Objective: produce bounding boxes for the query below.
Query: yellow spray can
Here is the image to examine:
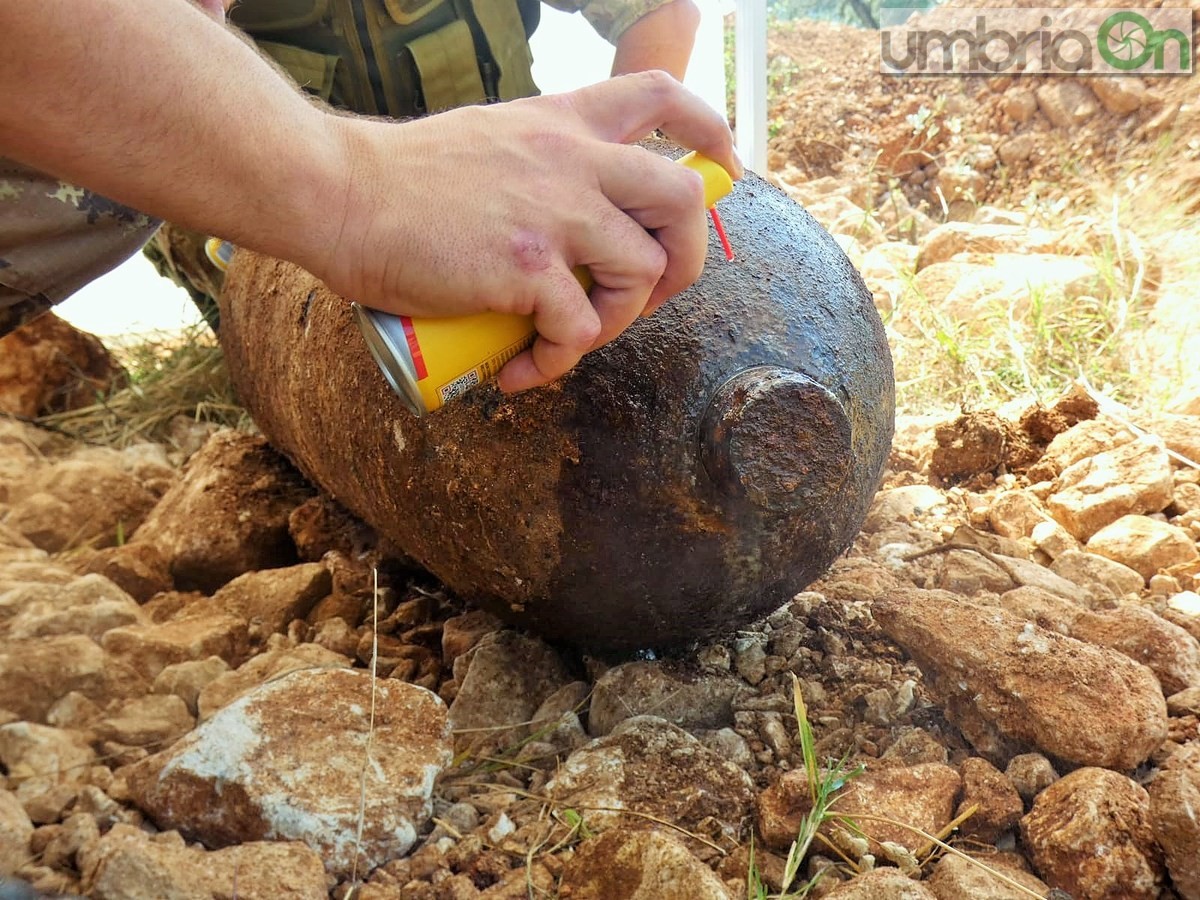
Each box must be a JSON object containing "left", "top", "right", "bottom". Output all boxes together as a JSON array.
[{"left": 354, "top": 151, "right": 734, "bottom": 416}]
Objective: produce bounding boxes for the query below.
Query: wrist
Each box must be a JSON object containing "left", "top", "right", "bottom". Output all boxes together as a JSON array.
[{"left": 243, "top": 106, "right": 358, "bottom": 282}]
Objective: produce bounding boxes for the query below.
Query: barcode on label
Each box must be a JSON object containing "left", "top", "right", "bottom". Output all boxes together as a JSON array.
[{"left": 439, "top": 370, "right": 481, "bottom": 403}]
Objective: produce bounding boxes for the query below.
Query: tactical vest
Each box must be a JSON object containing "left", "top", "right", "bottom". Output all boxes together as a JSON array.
[{"left": 230, "top": 0, "right": 542, "bottom": 117}]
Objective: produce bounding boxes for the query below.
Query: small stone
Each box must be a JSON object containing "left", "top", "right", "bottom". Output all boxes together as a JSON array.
[
  {"left": 1030, "top": 519, "right": 1077, "bottom": 560},
  {"left": 698, "top": 728, "right": 755, "bottom": 770},
  {"left": 1151, "top": 574, "right": 1182, "bottom": 596},
  {"left": 1148, "top": 741, "right": 1200, "bottom": 899},
  {"left": 45, "top": 692, "right": 103, "bottom": 730},
  {"left": 560, "top": 829, "right": 732, "bottom": 900},
  {"left": 1021, "top": 768, "right": 1164, "bottom": 899},
  {"left": 196, "top": 642, "right": 350, "bottom": 721},
  {"left": 79, "top": 543, "right": 172, "bottom": 604},
  {"left": 78, "top": 823, "right": 328, "bottom": 899},
  {"left": 546, "top": 717, "right": 753, "bottom": 842},
  {"left": 101, "top": 610, "right": 250, "bottom": 680},
  {"left": 0, "top": 575, "right": 145, "bottom": 643},
  {"left": 1035, "top": 82, "right": 1099, "bottom": 129},
  {"left": 1087, "top": 514, "right": 1198, "bottom": 582},
  {"left": 40, "top": 811, "right": 99, "bottom": 871},
  {"left": 758, "top": 762, "right": 960, "bottom": 856},
  {"left": 310, "top": 617, "right": 360, "bottom": 658},
  {"left": 133, "top": 431, "right": 314, "bottom": 593},
  {"left": 988, "top": 491, "right": 1051, "bottom": 540},
  {"left": 997, "top": 134, "right": 1036, "bottom": 167},
  {"left": 440, "top": 610, "right": 502, "bottom": 666},
  {"left": 1170, "top": 481, "right": 1200, "bottom": 516},
  {"left": 0, "top": 635, "right": 146, "bottom": 723},
  {"left": 823, "top": 868, "right": 936, "bottom": 899},
  {"left": 95, "top": 694, "right": 194, "bottom": 747},
  {"left": 0, "top": 312, "right": 123, "bottom": 419},
  {"left": 441, "top": 802, "right": 479, "bottom": 836},
  {"left": 151, "top": 657, "right": 231, "bottom": 716},
  {"left": 211, "top": 563, "right": 332, "bottom": 638},
  {"left": 696, "top": 643, "right": 732, "bottom": 672},
  {"left": 127, "top": 668, "right": 451, "bottom": 878},
  {"left": 73, "top": 785, "right": 128, "bottom": 831},
  {"left": 448, "top": 631, "right": 572, "bottom": 755},
  {"left": 956, "top": 757, "right": 1022, "bottom": 843},
  {"left": 881, "top": 729, "right": 949, "bottom": 766},
  {"left": 927, "top": 853, "right": 1050, "bottom": 900},
  {"left": 1090, "top": 76, "right": 1146, "bottom": 115},
  {"left": 1047, "top": 437, "right": 1174, "bottom": 540},
  {"left": 936, "top": 160, "right": 988, "bottom": 204},
  {"left": 1167, "top": 686, "right": 1200, "bottom": 716},
  {"left": 1041, "top": 419, "right": 1132, "bottom": 470},
  {"left": 0, "top": 523, "right": 43, "bottom": 567},
  {"left": 0, "top": 788, "right": 34, "bottom": 876},
  {"left": 588, "top": 660, "right": 741, "bottom": 737},
  {"left": 21, "top": 782, "right": 76, "bottom": 825},
  {"left": 286, "top": 494, "right": 375, "bottom": 562},
  {"left": 863, "top": 485, "right": 947, "bottom": 533},
  {"left": 759, "top": 714, "right": 793, "bottom": 759},
  {"left": 734, "top": 639, "right": 768, "bottom": 685},
  {"left": 5, "top": 460, "right": 157, "bottom": 554},
  {"left": 1004, "top": 754, "right": 1058, "bottom": 806},
  {"left": 1049, "top": 549, "right": 1145, "bottom": 600},
  {"left": 0, "top": 722, "right": 94, "bottom": 814},
  {"left": 1001, "top": 90, "right": 1038, "bottom": 123},
  {"left": 531, "top": 680, "right": 590, "bottom": 743},
  {"left": 1170, "top": 591, "right": 1200, "bottom": 617},
  {"left": 873, "top": 589, "right": 1167, "bottom": 769}
]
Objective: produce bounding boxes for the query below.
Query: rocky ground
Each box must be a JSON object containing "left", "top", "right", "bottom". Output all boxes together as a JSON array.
[
  {"left": 1, "top": 14, "right": 1200, "bottom": 900},
  {"left": 0, "top": 384, "right": 1196, "bottom": 899},
  {"left": 764, "top": 13, "right": 1200, "bottom": 412}
]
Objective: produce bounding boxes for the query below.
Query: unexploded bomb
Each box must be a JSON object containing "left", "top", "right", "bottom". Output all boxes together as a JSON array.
[{"left": 216, "top": 153, "right": 895, "bottom": 651}]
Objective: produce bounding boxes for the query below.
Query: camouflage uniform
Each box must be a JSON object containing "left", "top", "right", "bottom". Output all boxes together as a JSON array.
[
  {"left": 0, "top": 159, "right": 160, "bottom": 338},
  {"left": 3, "top": 0, "right": 680, "bottom": 337}
]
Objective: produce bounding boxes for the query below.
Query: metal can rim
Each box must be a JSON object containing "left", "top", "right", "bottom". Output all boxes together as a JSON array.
[{"left": 352, "top": 303, "right": 427, "bottom": 417}]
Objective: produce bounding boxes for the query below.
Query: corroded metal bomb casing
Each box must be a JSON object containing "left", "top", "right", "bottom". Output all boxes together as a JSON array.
[{"left": 217, "top": 155, "right": 895, "bottom": 651}]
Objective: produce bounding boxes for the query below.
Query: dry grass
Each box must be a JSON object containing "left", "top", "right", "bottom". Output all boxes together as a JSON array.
[
  {"left": 880, "top": 153, "right": 1200, "bottom": 415},
  {"left": 790, "top": 105, "right": 1200, "bottom": 416},
  {"left": 34, "top": 324, "right": 250, "bottom": 447}
]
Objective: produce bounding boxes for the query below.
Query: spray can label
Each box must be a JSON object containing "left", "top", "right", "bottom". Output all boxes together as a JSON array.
[{"left": 354, "top": 305, "right": 539, "bottom": 416}]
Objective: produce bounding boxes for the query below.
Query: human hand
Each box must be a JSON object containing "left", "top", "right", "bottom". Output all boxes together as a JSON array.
[{"left": 310, "top": 70, "right": 740, "bottom": 393}]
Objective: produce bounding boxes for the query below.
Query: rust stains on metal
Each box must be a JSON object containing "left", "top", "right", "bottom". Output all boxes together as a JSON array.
[{"left": 217, "top": 151, "right": 894, "bottom": 652}]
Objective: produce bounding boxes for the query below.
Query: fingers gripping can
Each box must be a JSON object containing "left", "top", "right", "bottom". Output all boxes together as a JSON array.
[{"left": 354, "top": 151, "right": 735, "bottom": 417}]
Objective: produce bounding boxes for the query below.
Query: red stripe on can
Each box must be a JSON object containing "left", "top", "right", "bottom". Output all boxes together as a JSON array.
[{"left": 400, "top": 316, "right": 428, "bottom": 380}]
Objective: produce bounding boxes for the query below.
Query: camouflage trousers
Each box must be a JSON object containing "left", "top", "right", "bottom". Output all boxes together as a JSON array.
[
  {"left": 0, "top": 157, "right": 162, "bottom": 338},
  {"left": 142, "top": 223, "right": 225, "bottom": 331}
]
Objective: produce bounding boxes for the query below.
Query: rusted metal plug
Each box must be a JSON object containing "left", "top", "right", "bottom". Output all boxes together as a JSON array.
[{"left": 701, "top": 366, "right": 852, "bottom": 513}]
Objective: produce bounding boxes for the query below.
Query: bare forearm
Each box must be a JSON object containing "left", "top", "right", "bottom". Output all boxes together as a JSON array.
[
  {"left": 0, "top": 1, "right": 345, "bottom": 271},
  {"left": 611, "top": 0, "right": 701, "bottom": 79},
  {"left": 0, "top": 3, "right": 739, "bottom": 394}
]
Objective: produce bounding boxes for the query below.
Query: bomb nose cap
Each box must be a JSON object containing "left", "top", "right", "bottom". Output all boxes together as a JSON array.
[{"left": 701, "top": 366, "right": 853, "bottom": 513}]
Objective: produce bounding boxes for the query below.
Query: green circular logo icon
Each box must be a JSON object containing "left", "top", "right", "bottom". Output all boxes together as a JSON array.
[{"left": 1099, "top": 11, "right": 1155, "bottom": 70}]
